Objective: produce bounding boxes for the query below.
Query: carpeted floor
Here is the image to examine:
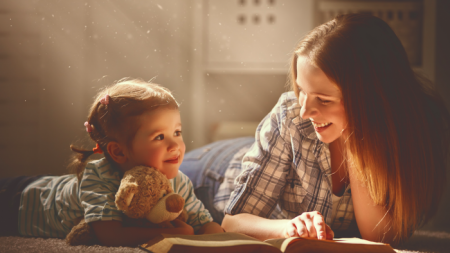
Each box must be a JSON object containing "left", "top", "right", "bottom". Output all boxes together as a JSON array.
[{"left": 0, "top": 230, "right": 449, "bottom": 252}]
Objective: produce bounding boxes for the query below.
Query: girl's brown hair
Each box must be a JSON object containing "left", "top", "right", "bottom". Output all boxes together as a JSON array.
[
  {"left": 291, "top": 13, "right": 450, "bottom": 243},
  {"left": 69, "top": 78, "right": 179, "bottom": 181}
]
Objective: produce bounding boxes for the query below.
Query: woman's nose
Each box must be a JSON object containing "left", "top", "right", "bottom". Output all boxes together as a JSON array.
[{"left": 299, "top": 96, "right": 318, "bottom": 119}]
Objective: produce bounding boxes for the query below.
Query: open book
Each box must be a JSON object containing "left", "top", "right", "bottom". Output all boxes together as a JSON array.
[{"left": 139, "top": 232, "right": 396, "bottom": 253}]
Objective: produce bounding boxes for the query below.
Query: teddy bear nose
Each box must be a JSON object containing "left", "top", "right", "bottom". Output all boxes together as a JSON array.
[{"left": 165, "top": 194, "right": 185, "bottom": 213}]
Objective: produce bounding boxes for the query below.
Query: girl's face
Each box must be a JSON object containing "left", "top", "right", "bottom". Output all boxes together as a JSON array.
[
  {"left": 296, "top": 56, "right": 347, "bottom": 144},
  {"left": 125, "top": 107, "right": 185, "bottom": 179}
]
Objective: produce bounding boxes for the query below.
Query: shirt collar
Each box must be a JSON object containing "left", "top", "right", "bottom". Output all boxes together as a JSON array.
[{"left": 284, "top": 92, "right": 318, "bottom": 140}]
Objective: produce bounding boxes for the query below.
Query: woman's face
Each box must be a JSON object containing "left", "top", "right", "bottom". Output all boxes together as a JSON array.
[{"left": 296, "top": 56, "right": 347, "bottom": 144}]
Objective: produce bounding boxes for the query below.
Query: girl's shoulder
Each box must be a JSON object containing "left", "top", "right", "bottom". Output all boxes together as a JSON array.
[
  {"left": 84, "top": 158, "right": 121, "bottom": 182},
  {"left": 169, "top": 171, "right": 192, "bottom": 193}
]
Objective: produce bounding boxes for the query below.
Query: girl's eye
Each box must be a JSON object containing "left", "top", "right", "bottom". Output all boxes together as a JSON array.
[
  {"left": 174, "top": 130, "right": 182, "bottom": 137},
  {"left": 155, "top": 134, "right": 164, "bottom": 140}
]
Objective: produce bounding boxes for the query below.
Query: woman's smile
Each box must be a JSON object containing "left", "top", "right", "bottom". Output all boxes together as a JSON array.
[{"left": 311, "top": 121, "right": 333, "bottom": 132}]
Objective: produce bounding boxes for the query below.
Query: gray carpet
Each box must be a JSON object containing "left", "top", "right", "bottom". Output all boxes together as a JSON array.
[{"left": 0, "top": 230, "right": 449, "bottom": 253}]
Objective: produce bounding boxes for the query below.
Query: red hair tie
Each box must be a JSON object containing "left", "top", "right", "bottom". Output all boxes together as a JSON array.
[{"left": 93, "top": 143, "right": 103, "bottom": 154}]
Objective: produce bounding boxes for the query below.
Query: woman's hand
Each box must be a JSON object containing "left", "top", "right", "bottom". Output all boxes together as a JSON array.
[
  {"left": 283, "top": 211, "right": 334, "bottom": 240},
  {"left": 172, "top": 219, "right": 194, "bottom": 235}
]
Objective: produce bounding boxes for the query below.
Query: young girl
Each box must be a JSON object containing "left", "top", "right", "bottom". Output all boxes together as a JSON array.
[
  {"left": 180, "top": 13, "right": 450, "bottom": 246},
  {"left": 0, "top": 79, "right": 223, "bottom": 246}
]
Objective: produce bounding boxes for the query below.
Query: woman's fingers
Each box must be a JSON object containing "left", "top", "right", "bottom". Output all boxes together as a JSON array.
[
  {"left": 312, "top": 212, "right": 326, "bottom": 240},
  {"left": 284, "top": 221, "right": 298, "bottom": 238},
  {"left": 292, "top": 218, "right": 309, "bottom": 237},
  {"left": 301, "top": 212, "right": 317, "bottom": 238},
  {"left": 325, "top": 224, "right": 334, "bottom": 240},
  {"left": 286, "top": 211, "right": 334, "bottom": 240}
]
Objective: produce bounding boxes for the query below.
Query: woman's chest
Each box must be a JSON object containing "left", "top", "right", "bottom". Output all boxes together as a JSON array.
[{"left": 328, "top": 142, "right": 349, "bottom": 196}]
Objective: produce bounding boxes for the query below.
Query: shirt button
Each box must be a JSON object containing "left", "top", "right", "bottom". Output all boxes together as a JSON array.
[
  {"left": 338, "top": 217, "right": 344, "bottom": 222},
  {"left": 347, "top": 189, "right": 351, "bottom": 194}
]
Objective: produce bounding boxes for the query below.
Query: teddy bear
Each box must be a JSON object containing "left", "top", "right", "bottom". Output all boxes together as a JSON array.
[
  {"left": 65, "top": 166, "right": 187, "bottom": 246},
  {"left": 115, "top": 166, "right": 187, "bottom": 227}
]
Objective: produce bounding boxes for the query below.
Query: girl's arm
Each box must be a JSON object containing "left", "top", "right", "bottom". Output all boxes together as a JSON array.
[
  {"left": 349, "top": 170, "right": 397, "bottom": 245},
  {"left": 196, "top": 221, "right": 224, "bottom": 234},
  {"left": 90, "top": 219, "right": 194, "bottom": 247}
]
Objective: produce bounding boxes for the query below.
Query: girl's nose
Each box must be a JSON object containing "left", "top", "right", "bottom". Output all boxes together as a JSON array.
[{"left": 167, "top": 138, "right": 179, "bottom": 151}]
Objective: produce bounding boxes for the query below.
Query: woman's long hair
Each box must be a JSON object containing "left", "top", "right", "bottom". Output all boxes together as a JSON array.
[{"left": 291, "top": 13, "right": 450, "bottom": 243}]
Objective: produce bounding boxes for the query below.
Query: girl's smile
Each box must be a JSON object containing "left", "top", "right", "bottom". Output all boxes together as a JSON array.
[{"left": 164, "top": 156, "right": 180, "bottom": 164}]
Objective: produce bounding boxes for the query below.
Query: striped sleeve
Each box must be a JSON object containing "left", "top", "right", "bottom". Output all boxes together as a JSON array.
[
  {"left": 79, "top": 160, "right": 123, "bottom": 223},
  {"left": 171, "top": 171, "right": 213, "bottom": 232}
]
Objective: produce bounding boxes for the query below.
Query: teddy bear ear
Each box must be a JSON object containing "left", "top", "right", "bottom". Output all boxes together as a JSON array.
[
  {"left": 115, "top": 185, "right": 138, "bottom": 211},
  {"left": 124, "top": 192, "right": 135, "bottom": 207}
]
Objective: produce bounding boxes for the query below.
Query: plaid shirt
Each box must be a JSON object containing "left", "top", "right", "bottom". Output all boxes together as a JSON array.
[{"left": 222, "top": 92, "right": 356, "bottom": 232}]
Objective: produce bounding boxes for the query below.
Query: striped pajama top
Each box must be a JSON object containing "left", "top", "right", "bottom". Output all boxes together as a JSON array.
[{"left": 18, "top": 158, "right": 212, "bottom": 238}]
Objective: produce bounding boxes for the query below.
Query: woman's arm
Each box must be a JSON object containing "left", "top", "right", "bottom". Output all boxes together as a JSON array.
[
  {"left": 90, "top": 219, "right": 194, "bottom": 247},
  {"left": 349, "top": 170, "right": 396, "bottom": 245},
  {"left": 222, "top": 213, "right": 287, "bottom": 241},
  {"left": 222, "top": 212, "right": 333, "bottom": 241}
]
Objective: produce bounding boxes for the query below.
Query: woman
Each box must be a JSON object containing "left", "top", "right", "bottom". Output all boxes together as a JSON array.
[{"left": 180, "top": 13, "right": 450, "bottom": 245}]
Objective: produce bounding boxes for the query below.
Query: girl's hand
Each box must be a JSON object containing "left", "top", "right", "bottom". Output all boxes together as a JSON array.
[
  {"left": 172, "top": 219, "right": 194, "bottom": 235},
  {"left": 283, "top": 211, "right": 334, "bottom": 240}
]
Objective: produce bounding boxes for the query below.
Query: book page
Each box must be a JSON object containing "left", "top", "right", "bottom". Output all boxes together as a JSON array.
[
  {"left": 164, "top": 232, "right": 271, "bottom": 247},
  {"left": 264, "top": 237, "right": 302, "bottom": 251},
  {"left": 333, "top": 237, "right": 389, "bottom": 245},
  {"left": 264, "top": 237, "right": 395, "bottom": 253},
  {"left": 141, "top": 232, "right": 281, "bottom": 253}
]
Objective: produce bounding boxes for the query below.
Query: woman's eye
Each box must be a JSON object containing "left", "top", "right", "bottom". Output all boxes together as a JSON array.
[
  {"left": 317, "top": 97, "right": 331, "bottom": 104},
  {"left": 174, "top": 130, "right": 182, "bottom": 137},
  {"left": 155, "top": 134, "right": 164, "bottom": 140}
]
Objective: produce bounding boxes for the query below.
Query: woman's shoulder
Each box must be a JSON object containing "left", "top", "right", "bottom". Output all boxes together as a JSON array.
[
  {"left": 271, "top": 91, "right": 316, "bottom": 139},
  {"left": 275, "top": 91, "right": 299, "bottom": 112}
]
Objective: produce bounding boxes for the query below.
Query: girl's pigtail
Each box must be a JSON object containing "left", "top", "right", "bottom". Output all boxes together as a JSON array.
[
  {"left": 69, "top": 121, "right": 100, "bottom": 181},
  {"left": 69, "top": 145, "right": 95, "bottom": 181}
]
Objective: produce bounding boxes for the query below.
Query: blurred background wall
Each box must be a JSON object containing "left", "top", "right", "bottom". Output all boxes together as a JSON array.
[{"left": 0, "top": 0, "right": 449, "bottom": 228}]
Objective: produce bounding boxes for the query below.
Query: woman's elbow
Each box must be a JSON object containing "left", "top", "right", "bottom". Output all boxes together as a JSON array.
[
  {"left": 360, "top": 229, "right": 399, "bottom": 247},
  {"left": 221, "top": 214, "right": 235, "bottom": 232}
]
